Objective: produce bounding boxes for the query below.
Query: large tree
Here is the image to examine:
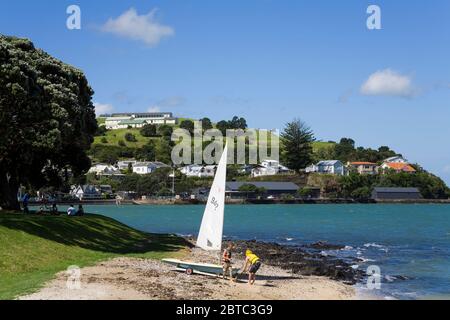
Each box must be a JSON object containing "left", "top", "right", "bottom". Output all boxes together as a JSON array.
[
  {"left": 280, "top": 119, "right": 315, "bottom": 173},
  {"left": 0, "top": 36, "right": 97, "bottom": 210}
]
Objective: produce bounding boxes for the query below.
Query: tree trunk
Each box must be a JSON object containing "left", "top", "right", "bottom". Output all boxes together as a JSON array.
[{"left": 0, "top": 169, "right": 21, "bottom": 211}]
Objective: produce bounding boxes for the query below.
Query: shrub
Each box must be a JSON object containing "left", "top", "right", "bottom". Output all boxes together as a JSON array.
[
  {"left": 140, "top": 124, "right": 157, "bottom": 137},
  {"left": 124, "top": 133, "right": 137, "bottom": 142}
]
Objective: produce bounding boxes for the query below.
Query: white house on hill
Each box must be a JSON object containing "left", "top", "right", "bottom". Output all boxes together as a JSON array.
[
  {"left": 88, "top": 163, "right": 122, "bottom": 176},
  {"left": 104, "top": 112, "right": 177, "bottom": 129},
  {"left": 117, "top": 160, "right": 137, "bottom": 171},
  {"left": 251, "top": 160, "right": 290, "bottom": 177},
  {"left": 132, "top": 162, "right": 170, "bottom": 175},
  {"left": 382, "top": 156, "right": 407, "bottom": 164},
  {"left": 306, "top": 160, "right": 345, "bottom": 175},
  {"left": 179, "top": 165, "right": 216, "bottom": 178}
]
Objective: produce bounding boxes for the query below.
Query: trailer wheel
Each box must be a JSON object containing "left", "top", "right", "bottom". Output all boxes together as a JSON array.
[{"left": 186, "top": 268, "right": 193, "bottom": 275}]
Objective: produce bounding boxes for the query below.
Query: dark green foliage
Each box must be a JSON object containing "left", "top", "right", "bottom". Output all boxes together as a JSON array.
[
  {"left": 154, "top": 138, "right": 173, "bottom": 165},
  {"left": 338, "top": 172, "right": 449, "bottom": 200},
  {"left": 118, "top": 168, "right": 172, "bottom": 195},
  {"left": 89, "top": 145, "right": 134, "bottom": 163},
  {"left": 199, "top": 117, "right": 213, "bottom": 131},
  {"left": 298, "top": 187, "right": 314, "bottom": 198},
  {"left": 100, "top": 137, "right": 108, "bottom": 144},
  {"left": 237, "top": 184, "right": 266, "bottom": 195},
  {"left": 179, "top": 120, "right": 195, "bottom": 135},
  {"left": 216, "top": 120, "right": 229, "bottom": 136},
  {"left": 134, "top": 141, "right": 156, "bottom": 161},
  {"left": 157, "top": 124, "right": 173, "bottom": 138},
  {"left": 124, "top": 132, "right": 137, "bottom": 142},
  {"left": 281, "top": 119, "right": 315, "bottom": 173},
  {"left": 215, "top": 116, "right": 248, "bottom": 135},
  {"left": 350, "top": 187, "right": 372, "bottom": 201},
  {"left": 315, "top": 138, "right": 399, "bottom": 164},
  {"left": 228, "top": 116, "right": 248, "bottom": 130},
  {"left": 0, "top": 36, "right": 97, "bottom": 209},
  {"left": 94, "top": 126, "right": 108, "bottom": 136},
  {"left": 140, "top": 124, "right": 157, "bottom": 137},
  {"left": 118, "top": 140, "right": 126, "bottom": 147}
]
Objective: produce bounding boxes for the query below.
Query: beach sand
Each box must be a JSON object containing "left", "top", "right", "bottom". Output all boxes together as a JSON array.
[{"left": 20, "top": 247, "right": 355, "bottom": 300}]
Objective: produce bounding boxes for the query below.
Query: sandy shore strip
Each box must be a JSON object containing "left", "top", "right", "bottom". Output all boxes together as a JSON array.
[{"left": 20, "top": 247, "right": 355, "bottom": 300}]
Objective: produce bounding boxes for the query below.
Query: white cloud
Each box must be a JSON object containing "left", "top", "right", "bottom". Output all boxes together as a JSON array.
[
  {"left": 147, "top": 106, "right": 160, "bottom": 113},
  {"left": 147, "top": 96, "right": 185, "bottom": 113},
  {"left": 158, "top": 96, "right": 185, "bottom": 107},
  {"left": 361, "top": 69, "right": 416, "bottom": 98},
  {"left": 94, "top": 102, "right": 114, "bottom": 116},
  {"left": 101, "top": 8, "right": 174, "bottom": 46}
]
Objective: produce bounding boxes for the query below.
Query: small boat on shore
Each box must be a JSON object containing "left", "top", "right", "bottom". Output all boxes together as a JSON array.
[{"left": 162, "top": 143, "right": 240, "bottom": 276}]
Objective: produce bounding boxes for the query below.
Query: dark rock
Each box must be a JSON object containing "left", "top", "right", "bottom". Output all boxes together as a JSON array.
[{"left": 303, "top": 241, "right": 346, "bottom": 250}]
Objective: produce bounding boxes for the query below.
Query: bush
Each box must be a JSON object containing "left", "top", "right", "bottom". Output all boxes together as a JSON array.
[
  {"left": 118, "top": 140, "right": 126, "bottom": 147},
  {"left": 124, "top": 133, "right": 137, "bottom": 142},
  {"left": 140, "top": 124, "right": 157, "bottom": 137},
  {"left": 298, "top": 187, "right": 313, "bottom": 198},
  {"left": 94, "top": 126, "right": 108, "bottom": 136},
  {"left": 157, "top": 125, "right": 173, "bottom": 137},
  {"left": 350, "top": 186, "right": 372, "bottom": 200},
  {"left": 100, "top": 137, "right": 108, "bottom": 144}
]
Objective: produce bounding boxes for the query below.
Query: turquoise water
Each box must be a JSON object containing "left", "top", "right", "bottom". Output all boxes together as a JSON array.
[{"left": 73, "top": 204, "right": 450, "bottom": 299}]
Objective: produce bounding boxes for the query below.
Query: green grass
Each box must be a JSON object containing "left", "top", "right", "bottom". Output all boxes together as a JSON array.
[
  {"left": 93, "top": 128, "right": 158, "bottom": 147},
  {"left": 0, "top": 213, "right": 189, "bottom": 300},
  {"left": 97, "top": 117, "right": 106, "bottom": 125},
  {"left": 312, "top": 141, "right": 335, "bottom": 153}
]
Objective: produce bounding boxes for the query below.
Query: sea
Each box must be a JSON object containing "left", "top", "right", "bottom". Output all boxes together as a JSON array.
[{"left": 62, "top": 204, "right": 450, "bottom": 300}]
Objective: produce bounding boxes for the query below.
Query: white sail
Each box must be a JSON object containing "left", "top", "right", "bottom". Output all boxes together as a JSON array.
[{"left": 196, "top": 143, "right": 228, "bottom": 251}]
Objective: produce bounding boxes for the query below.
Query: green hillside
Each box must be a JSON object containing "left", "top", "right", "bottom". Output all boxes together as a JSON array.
[{"left": 0, "top": 213, "right": 188, "bottom": 299}]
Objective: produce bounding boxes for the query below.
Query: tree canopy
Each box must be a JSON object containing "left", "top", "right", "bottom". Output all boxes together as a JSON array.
[
  {"left": 281, "top": 119, "right": 315, "bottom": 173},
  {"left": 0, "top": 36, "right": 97, "bottom": 209}
]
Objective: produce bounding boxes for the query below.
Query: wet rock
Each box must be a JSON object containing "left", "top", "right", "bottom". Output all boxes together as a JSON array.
[{"left": 303, "top": 241, "right": 346, "bottom": 250}]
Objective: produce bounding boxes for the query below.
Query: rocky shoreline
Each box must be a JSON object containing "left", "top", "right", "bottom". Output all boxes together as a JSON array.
[{"left": 225, "top": 240, "right": 365, "bottom": 285}]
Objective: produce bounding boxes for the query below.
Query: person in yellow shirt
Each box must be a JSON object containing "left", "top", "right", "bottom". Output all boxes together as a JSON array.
[{"left": 243, "top": 249, "right": 261, "bottom": 285}]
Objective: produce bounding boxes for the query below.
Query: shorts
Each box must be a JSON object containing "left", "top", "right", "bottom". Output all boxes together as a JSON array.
[
  {"left": 249, "top": 261, "right": 261, "bottom": 274},
  {"left": 223, "top": 261, "right": 232, "bottom": 270}
]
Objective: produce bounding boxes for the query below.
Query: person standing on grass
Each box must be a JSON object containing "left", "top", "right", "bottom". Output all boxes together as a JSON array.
[
  {"left": 222, "top": 243, "right": 236, "bottom": 281},
  {"left": 243, "top": 249, "right": 261, "bottom": 285},
  {"left": 77, "top": 204, "right": 85, "bottom": 216},
  {"left": 22, "top": 193, "right": 30, "bottom": 214}
]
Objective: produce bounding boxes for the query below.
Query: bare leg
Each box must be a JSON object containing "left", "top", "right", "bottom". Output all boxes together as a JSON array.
[{"left": 250, "top": 273, "right": 256, "bottom": 285}]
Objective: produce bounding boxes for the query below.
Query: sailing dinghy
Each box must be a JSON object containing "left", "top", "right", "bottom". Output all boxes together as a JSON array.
[{"left": 162, "top": 144, "right": 240, "bottom": 276}]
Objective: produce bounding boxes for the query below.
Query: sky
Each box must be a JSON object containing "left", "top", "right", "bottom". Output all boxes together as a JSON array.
[{"left": 1, "top": 0, "right": 450, "bottom": 184}]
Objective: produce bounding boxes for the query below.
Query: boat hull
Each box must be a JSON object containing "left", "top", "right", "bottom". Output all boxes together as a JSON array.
[{"left": 162, "top": 258, "right": 240, "bottom": 276}]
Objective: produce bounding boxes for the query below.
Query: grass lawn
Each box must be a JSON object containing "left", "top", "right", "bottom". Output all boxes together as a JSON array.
[
  {"left": 93, "top": 128, "right": 158, "bottom": 148},
  {"left": 0, "top": 212, "right": 189, "bottom": 300},
  {"left": 312, "top": 141, "right": 335, "bottom": 153}
]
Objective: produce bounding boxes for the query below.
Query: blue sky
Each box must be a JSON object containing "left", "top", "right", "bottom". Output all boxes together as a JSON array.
[{"left": 1, "top": 0, "right": 450, "bottom": 183}]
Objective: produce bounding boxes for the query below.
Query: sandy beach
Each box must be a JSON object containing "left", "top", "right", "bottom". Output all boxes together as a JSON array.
[{"left": 20, "top": 247, "right": 355, "bottom": 300}]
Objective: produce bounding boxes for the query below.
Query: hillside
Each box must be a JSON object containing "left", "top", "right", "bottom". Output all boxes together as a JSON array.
[
  {"left": 93, "top": 128, "right": 159, "bottom": 148},
  {"left": 0, "top": 213, "right": 188, "bottom": 299}
]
